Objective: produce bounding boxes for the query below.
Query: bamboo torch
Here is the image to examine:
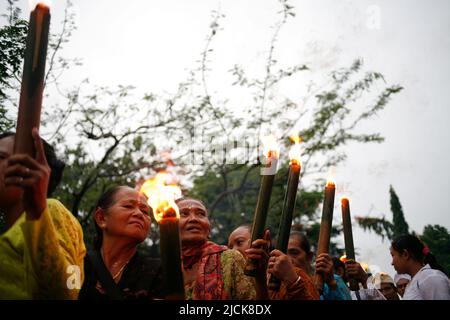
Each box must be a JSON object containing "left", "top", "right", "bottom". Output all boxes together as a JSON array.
[
  {"left": 14, "top": 1, "right": 51, "bottom": 156},
  {"left": 244, "top": 135, "right": 279, "bottom": 277},
  {"left": 268, "top": 136, "right": 302, "bottom": 291},
  {"left": 341, "top": 196, "right": 359, "bottom": 291},
  {"left": 140, "top": 172, "right": 185, "bottom": 300},
  {"left": 313, "top": 176, "right": 336, "bottom": 293}
]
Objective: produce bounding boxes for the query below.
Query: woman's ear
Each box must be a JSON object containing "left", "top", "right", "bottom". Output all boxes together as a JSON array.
[
  {"left": 94, "top": 207, "right": 107, "bottom": 230},
  {"left": 401, "top": 249, "right": 411, "bottom": 261}
]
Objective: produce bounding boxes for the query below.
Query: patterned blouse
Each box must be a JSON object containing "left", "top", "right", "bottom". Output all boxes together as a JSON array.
[{"left": 184, "top": 242, "right": 256, "bottom": 300}]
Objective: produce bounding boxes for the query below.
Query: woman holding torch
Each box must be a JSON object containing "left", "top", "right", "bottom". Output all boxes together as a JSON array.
[
  {"left": 79, "top": 186, "right": 164, "bottom": 300},
  {"left": 0, "top": 129, "right": 85, "bottom": 299},
  {"left": 176, "top": 197, "right": 257, "bottom": 300}
]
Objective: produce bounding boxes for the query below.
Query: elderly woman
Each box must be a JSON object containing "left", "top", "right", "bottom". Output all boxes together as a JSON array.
[
  {"left": 0, "top": 129, "right": 85, "bottom": 299},
  {"left": 176, "top": 198, "right": 256, "bottom": 300},
  {"left": 79, "top": 186, "right": 163, "bottom": 300}
]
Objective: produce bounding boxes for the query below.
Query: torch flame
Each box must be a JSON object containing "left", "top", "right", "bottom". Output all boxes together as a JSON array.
[
  {"left": 139, "top": 172, "right": 182, "bottom": 223},
  {"left": 341, "top": 196, "right": 350, "bottom": 203},
  {"left": 339, "top": 254, "right": 347, "bottom": 263},
  {"left": 288, "top": 135, "right": 302, "bottom": 166},
  {"left": 261, "top": 134, "right": 280, "bottom": 159},
  {"left": 360, "top": 262, "right": 369, "bottom": 272},
  {"left": 326, "top": 166, "right": 336, "bottom": 187},
  {"left": 289, "top": 135, "right": 301, "bottom": 145}
]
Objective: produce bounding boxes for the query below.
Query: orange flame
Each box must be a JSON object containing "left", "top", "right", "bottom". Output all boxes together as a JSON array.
[
  {"left": 360, "top": 262, "right": 369, "bottom": 272},
  {"left": 139, "top": 172, "right": 182, "bottom": 223},
  {"left": 288, "top": 135, "right": 302, "bottom": 166},
  {"left": 261, "top": 134, "right": 279, "bottom": 159},
  {"left": 326, "top": 167, "right": 336, "bottom": 187},
  {"left": 340, "top": 254, "right": 347, "bottom": 262},
  {"left": 341, "top": 196, "right": 350, "bottom": 203}
]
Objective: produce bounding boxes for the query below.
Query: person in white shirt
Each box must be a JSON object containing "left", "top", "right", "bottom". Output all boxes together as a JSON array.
[{"left": 390, "top": 234, "right": 450, "bottom": 300}]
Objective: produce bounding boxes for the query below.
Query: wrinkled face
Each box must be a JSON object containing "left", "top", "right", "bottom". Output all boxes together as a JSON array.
[
  {"left": 98, "top": 187, "right": 152, "bottom": 244},
  {"left": 396, "top": 279, "right": 409, "bottom": 297},
  {"left": 379, "top": 283, "right": 399, "bottom": 300},
  {"left": 390, "top": 247, "right": 408, "bottom": 274},
  {"left": 228, "top": 226, "right": 251, "bottom": 257},
  {"left": 0, "top": 136, "right": 22, "bottom": 208},
  {"left": 287, "top": 236, "right": 310, "bottom": 270},
  {"left": 178, "top": 199, "right": 210, "bottom": 246}
]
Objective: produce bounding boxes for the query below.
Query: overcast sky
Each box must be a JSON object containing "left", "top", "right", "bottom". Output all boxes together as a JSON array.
[{"left": 5, "top": 0, "right": 450, "bottom": 277}]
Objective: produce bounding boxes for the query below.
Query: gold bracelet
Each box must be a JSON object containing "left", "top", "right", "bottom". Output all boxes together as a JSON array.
[{"left": 287, "top": 275, "right": 302, "bottom": 289}]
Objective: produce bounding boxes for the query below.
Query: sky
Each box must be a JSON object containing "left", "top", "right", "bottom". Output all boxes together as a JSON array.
[{"left": 4, "top": 0, "right": 450, "bottom": 277}]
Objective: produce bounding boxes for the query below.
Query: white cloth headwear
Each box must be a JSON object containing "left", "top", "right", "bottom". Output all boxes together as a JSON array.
[
  {"left": 372, "top": 272, "right": 395, "bottom": 289},
  {"left": 394, "top": 273, "right": 411, "bottom": 284}
]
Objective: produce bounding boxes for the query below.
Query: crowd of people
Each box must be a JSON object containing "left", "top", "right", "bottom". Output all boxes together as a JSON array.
[{"left": 1, "top": 129, "right": 450, "bottom": 300}]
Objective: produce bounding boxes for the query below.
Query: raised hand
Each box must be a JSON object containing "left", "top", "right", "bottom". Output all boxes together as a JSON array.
[
  {"left": 5, "top": 128, "right": 50, "bottom": 220},
  {"left": 245, "top": 229, "right": 271, "bottom": 280},
  {"left": 315, "top": 253, "right": 335, "bottom": 285},
  {"left": 345, "top": 260, "right": 368, "bottom": 289},
  {"left": 267, "top": 249, "right": 298, "bottom": 287}
]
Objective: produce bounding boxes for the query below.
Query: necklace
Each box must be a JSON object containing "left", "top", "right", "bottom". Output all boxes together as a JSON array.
[
  {"left": 100, "top": 248, "right": 131, "bottom": 281},
  {"left": 112, "top": 261, "right": 129, "bottom": 280}
]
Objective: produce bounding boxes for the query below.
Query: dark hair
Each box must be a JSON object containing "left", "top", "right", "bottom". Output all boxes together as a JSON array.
[
  {"left": 289, "top": 231, "right": 311, "bottom": 254},
  {"left": 332, "top": 257, "right": 347, "bottom": 281},
  {"left": 0, "top": 131, "right": 65, "bottom": 196},
  {"left": 93, "top": 186, "right": 124, "bottom": 251},
  {"left": 392, "top": 234, "right": 447, "bottom": 275},
  {"left": 234, "top": 223, "right": 252, "bottom": 232}
]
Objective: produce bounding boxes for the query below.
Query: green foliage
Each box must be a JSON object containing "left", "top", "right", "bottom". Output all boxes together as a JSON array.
[
  {"left": 356, "top": 216, "right": 394, "bottom": 241},
  {"left": 181, "top": 1, "right": 402, "bottom": 254},
  {"left": 1, "top": 0, "right": 404, "bottom": 259},
  {"left": 421, "top": 224, "right": 450, "bottom": 276},
  {"left": 356, "top": 185, "right": 409, "bottom": 242},
  {"left": 0, "top": 0, "right": 27, "bottom": 132},
  {"left": 190, "top": 163, "right": 341, "bottom": 255},
  {"left": 357, "top": 189, "right": 450, "bottom": 275},
  {"left": 390, "top": 185, "right": 409, "bottom": 238}
]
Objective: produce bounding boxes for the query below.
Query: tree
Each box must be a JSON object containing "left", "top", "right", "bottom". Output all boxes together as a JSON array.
[
  {"left": 421, "top": 224, "right": 450, "bottom": 275},
  {"left": 1, "top": 0, "right": 403, "bottom": 258},
  {"left": 0, "top": 0, "right": 81, "bottom": 133},
  {"left": 0, "top": 0, "right": 27, "bottom": 132},
  {"left": 390, "top": 185, "right": 409, "bottom": 238},
  {"left": 357, "top": 188, "right": 450, "bottom": 275},
  {"left": 356, "top": 185, "right": 411, "bottom": 241},
  {"left": 181, "top": 1, "right": 402, "bottom": 255}
]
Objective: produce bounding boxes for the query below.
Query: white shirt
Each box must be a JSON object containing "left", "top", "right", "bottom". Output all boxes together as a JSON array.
[{"left": 403, "top": 264, "right": 450, "bottom": 300}]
